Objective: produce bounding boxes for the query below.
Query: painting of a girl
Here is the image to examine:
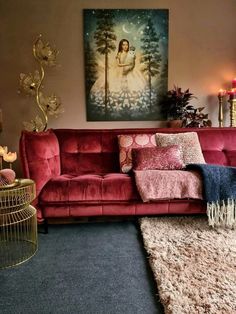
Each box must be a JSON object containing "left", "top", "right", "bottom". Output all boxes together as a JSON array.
[
  {"left": 84, "top": 9, "right": 169, "bottom": 121},
  {"left": 91, "top": 39, "right": 146, "bottom": 97},
  {"left": 115, "top": 39, "right": 147, "bottom": 93}
]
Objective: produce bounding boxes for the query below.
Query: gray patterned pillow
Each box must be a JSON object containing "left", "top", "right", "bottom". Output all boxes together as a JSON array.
[{"left": 155, "top": 132, "right": 205, "bottom": 165}]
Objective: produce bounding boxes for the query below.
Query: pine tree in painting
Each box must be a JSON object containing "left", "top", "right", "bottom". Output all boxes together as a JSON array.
[
  {"left": 158, "top": 62, "right": 168, "bottom": 99},
  {"left": 158, "top": 62, "right": 168, "bottom": 119},
  {"left": 84, "top": 42, "right": 98, "bottom": 98},
  {"left": 94, "top": 10, "right": 117, "bottom": 117},
  {"left": 140, "top": 18, "right": 161, "bottom": 110}
]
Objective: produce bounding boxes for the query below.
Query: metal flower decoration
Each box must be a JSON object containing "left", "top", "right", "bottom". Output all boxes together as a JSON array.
[
  {"left": 19, "top": 34, "right": 63, "bottom": 132},
  {"left": 19, "top": 71, "right": 41, "bottom": 96},
  {"left": 23, "top": 115, "right": 45, "bottom": 133},
  {"left": 34, "top": 37, "right": 58, "bottom": 66},
  {"left": 41, "top": 94, "right": 63, "bottom": 117}
]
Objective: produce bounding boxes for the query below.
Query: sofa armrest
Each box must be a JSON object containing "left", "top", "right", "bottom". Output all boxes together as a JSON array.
[{"left": 19, "top": 129, "right": 61, "bottom": 221}]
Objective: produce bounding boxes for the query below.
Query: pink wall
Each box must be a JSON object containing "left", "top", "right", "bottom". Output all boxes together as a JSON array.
[{"left": 0, "top": 0, "right": 235, "bottom": 174}]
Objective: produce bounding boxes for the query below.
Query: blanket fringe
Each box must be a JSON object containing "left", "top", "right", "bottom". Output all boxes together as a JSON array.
[{"left": 207, "top": 199, "right": 236, "bottom": 229}]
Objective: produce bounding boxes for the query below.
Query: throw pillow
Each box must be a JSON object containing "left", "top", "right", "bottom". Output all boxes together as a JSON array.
[
  {"left": 117, "top": 134, "right": 156, "bottom": 173},
  {"left": 155, "top": 132, "right": 205, "bottom": 165},
  {"left": 132, "top": 145, "right": 184, "bottom": 170}
]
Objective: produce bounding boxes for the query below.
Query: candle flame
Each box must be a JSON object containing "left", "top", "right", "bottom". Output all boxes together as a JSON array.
[{"left": 3, "top": 152, "right": 17, "bottom": 163}]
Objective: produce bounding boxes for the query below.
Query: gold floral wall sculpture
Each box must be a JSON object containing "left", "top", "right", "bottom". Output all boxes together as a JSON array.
[{"left": 19, "top": 35, "right": 63, "bottom": 132}]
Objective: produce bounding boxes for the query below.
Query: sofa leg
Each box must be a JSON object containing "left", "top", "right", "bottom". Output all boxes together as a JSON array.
[{"left": 38, "top": 219, "right": 48, "bottom": 234}]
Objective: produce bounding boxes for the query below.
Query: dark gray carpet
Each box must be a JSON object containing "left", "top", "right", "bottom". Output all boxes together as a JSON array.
[{"left": 0, "top": 221, "right": 164, "bottom": 314}]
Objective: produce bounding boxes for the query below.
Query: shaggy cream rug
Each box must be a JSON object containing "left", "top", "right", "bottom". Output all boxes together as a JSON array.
[{"left": 140, "top": 216, "right": 236, "bottom": 314}]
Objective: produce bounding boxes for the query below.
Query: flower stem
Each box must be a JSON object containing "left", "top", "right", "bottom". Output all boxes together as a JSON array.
[{"left": 33, "top": 35, "right": 48, "bottom": 132}]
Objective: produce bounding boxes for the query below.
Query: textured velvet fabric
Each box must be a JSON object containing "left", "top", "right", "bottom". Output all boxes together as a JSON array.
[
  {"left": 40, "top": 173, "right": 139, "bottom": 203},
  {"left": 42, "top": 200, "right": 205, "bottom": 218},
  {"left": 20, "top": 130, "right": 60, "bottom": 186},
  {"left": 20, "top": 130, "right": 60, "bottom": 220},
  {"left": 53, "top": 128, "right": 236, "bottom": 171},
  {"left": 20, "top": 128, "right": 236, "bottom": 221}
]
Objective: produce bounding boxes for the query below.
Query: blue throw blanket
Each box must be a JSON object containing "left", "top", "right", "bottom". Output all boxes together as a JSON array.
[{"left": 186, "top": 164, "right": 236, "bottom": 228}]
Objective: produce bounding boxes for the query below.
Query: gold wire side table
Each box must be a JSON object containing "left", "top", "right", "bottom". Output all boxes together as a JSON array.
[{"left": 0, "top": 179, "right": 38, "bottom": 269}]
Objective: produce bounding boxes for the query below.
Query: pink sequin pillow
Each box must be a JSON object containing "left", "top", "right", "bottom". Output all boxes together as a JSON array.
[
  {"left": 118, "top": 134, "right": 156, "bottom": 173},
  {"left": 132, "top": 145, "right": 184, "bottom": 170},
  {"left": 155, "top": 132, "right": 205, "bottom": 165}
]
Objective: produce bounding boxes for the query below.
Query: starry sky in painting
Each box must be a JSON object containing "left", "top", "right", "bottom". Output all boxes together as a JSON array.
[{"left": 84, "top": 9, "right": 168, "bottom": 59}]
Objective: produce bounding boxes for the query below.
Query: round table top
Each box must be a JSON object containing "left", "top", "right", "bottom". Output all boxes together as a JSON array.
[
  {"left": 0, "top": 179, "right": 36, "bottom": 210},
  {"left": 0, "top": 178, "right": 35, "bottom": 191}
]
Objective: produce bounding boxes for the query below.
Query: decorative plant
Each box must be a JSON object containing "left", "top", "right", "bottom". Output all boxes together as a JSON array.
[
  {"left": 19, "top": 35, "right": 63, "bottom": 132},
  {"left": 162, "top": 85, "right": 212, "bottom": 128},
  {"left": 162, "top": 85, "right": 196, "bottom": 121},
  {"left": 182, "top": 106, "right": 212, "bottom": 128}
]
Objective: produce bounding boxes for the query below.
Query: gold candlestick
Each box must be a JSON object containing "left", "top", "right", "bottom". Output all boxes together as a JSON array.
[
  {"left": 218, "top": 94, "right": 224, "bottom": 127},
  {"left": 229, "top": 99, "right": 236, "bottom": 127}
]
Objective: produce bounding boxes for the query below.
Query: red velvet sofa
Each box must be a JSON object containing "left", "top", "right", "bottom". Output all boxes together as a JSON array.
[{"left": 20, "top": 128, "right": 236, "bottom": 224}]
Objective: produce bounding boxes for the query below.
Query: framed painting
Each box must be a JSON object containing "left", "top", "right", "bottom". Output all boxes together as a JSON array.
[{"left": 84, "top": 9, "right": 169, "bottom": 121}]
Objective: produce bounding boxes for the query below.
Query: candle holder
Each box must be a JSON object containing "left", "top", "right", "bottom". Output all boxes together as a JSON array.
[
  {"left": 229, "top": 99, "right": 236, "bottom": 127},
  {"left": 218, "top": 94, "right": 224, "bottom": 127}
]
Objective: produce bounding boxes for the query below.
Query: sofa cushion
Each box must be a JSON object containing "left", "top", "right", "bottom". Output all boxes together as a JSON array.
[
  {"left": 54, "top": 130, "right": 120, "bottom": 175},
  {"left": 40, "top": 173, "right": 139, "bottom": 203},
  {"left": 118, "top": 134, "right": 156, "bottom": 173},
  {"left": 132, "top": 145, "right": 184, "bottom": 170},
  {"left": 102, "top": 173, "right": 138, "bottom": 201},
  {"left": 155, "top": 132, "right": 205, "bottom": 165}
]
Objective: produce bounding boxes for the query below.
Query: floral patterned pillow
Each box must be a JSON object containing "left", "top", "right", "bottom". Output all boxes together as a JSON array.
[
  {"left": 118, "top": 134, "right": 156, "bottom": 173},
  {"left": 155, "top": 132, "right": 205, "bottom": 165},
  {"left": 132, "top": 145, "right": 184, "bottom": 170}
]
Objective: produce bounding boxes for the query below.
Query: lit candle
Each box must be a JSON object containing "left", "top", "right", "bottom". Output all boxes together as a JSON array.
[
  {"left": 3, "top": 152, "right": 17, "bottom": 169},
  {"left": 0, "top": 146, "right": 8, "bottom": 157},
  {"left": 3, "top": 152, "right": 17, "bottom": 163},
  {"left": 232, "top": 78, "right": 236, "bottom": 88},
  {"left": 218, "top": 89, "right": 226, "bottom": 97}
]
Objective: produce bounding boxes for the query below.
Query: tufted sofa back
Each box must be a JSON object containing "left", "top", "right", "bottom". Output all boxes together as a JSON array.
[
  {"left": 52, "top": 128, "right": 236, "bottom": 175},
  {"left": 20, "top": 128, "right": 236, "bottom": 180}
]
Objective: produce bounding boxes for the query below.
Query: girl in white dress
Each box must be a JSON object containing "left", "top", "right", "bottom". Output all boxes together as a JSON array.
[
  {"left": 89, "top": 39, "right": 148, "bottom": 117},
  {"left": 114, "top": 39, "right": 146, "bottom": 93}
]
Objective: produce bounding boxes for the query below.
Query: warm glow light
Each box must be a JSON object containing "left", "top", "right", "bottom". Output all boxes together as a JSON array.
[
  {"left": 218, "top": 89, "right": 226, "bottom": 97},
  {"left": 0, "top": 146, "right": 8, "bottom": 157},
  {"left": 3, "top": 152, "right": 17, "bottom": 163}
]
